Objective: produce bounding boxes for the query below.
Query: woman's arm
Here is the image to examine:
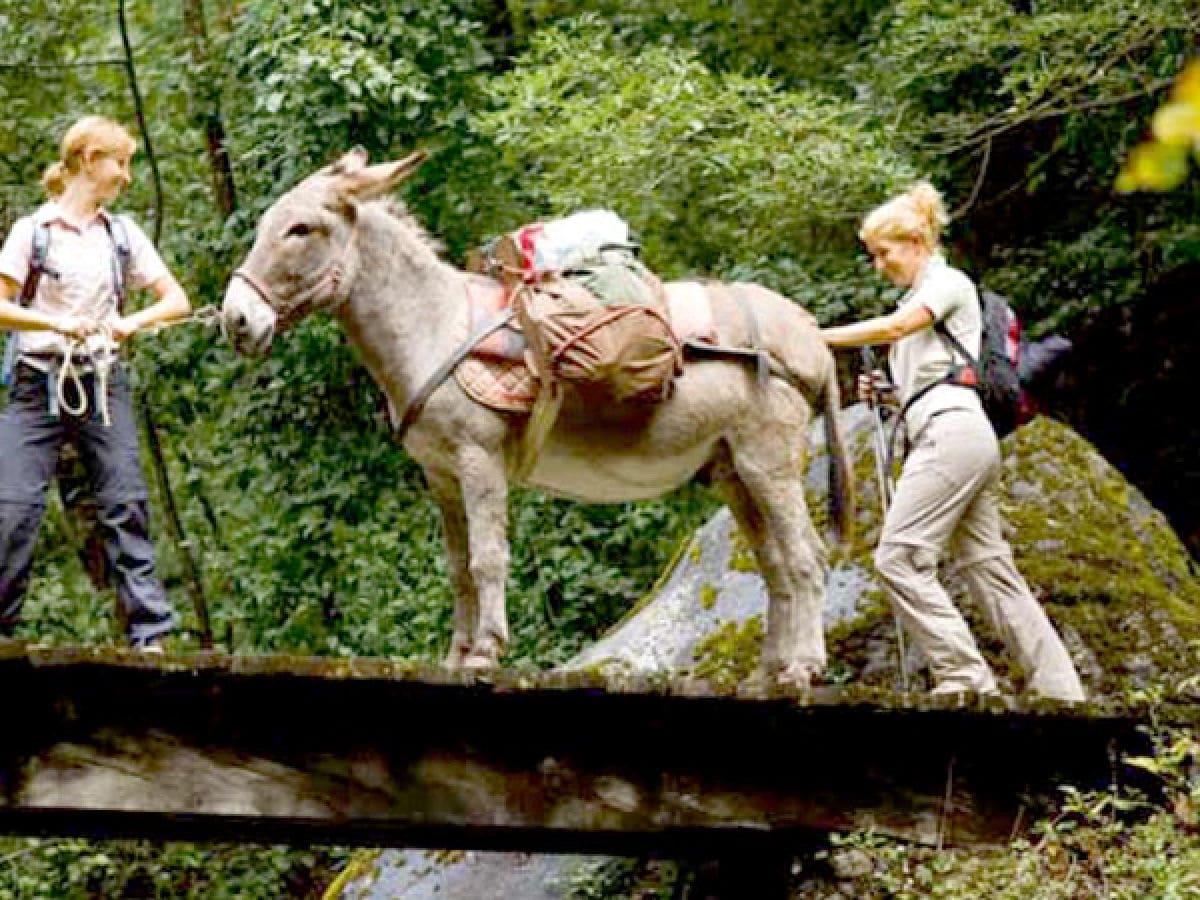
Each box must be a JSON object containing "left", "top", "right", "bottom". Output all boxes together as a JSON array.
[
  {"left": 0, "top": 274, "right": 92, "bottom": 338},
  {"left": 112, "top": 273, "right": 192, "bottom": 340},
  {"left": 821, "top": 302, "right": 933, "bottom": 348}
]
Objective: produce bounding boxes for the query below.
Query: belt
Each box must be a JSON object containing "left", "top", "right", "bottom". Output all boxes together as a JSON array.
[{"left": 21, "top": 352, "right": 101, "bottom": 372}]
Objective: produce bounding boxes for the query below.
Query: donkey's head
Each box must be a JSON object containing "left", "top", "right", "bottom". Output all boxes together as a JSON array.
[{"left": 222, "top": 148, "right": 427, "bottom": 355}]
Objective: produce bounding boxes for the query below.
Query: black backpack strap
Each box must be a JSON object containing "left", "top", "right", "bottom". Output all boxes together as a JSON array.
[
  {"left": 101, "top": 214, "right": 132, "bottom": 312},
  {"left": 933, "top": 319, "right": 979, "bottom": 373},
  {"left": 890, "top": 319, "right": 980, "bottom": 460},
  {"left": 17, "top": 221, "right": 54, "bottom": 307}
]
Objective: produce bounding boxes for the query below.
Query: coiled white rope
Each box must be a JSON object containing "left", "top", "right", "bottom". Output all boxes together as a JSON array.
[
  {"left": 55, "top": 321, "right": 116, "bottom": 425},
  {"left": 52, "top": 306, "right": 221, "bottom": 426}
]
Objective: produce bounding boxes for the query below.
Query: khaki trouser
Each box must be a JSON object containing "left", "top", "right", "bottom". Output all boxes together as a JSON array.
[{"left": 875, "top": 409, "right": 1085, "bottom": 702}]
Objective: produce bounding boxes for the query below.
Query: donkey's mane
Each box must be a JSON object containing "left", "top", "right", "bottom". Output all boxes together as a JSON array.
[{"left": 377, "top": 198, "right": 445, "bottom": 256}]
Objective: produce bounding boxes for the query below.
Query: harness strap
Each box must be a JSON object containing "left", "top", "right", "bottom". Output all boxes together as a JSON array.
[
  {"left": 394, "top": 306, "right": 517, "bottom": 441},
  {"left": 886, "top": 372, "right": 978, "bottom": 473},
  {"left": 231, "top": 268, "right": 272, "bottom": 305},
  {"left": 19, "top": 224, "right": 54, "bottom": 306},
  {"left": 882, "top": 317, "right": 984, "bottom": 466},
  {"left": 4, "top": 217, "right": 128, "bottom": 388},
  {"left": 933, "top": 320, "right": 980, "bottom": 379},
  {"left": 691, "top": 282, "right": 771, "bottom": 388},
  {"left": 730, "top": 286, "right": 769, "bottom": 388},
  {"left": 3, "top": 225, "right": 54, "bottom": 386},
  {"left": 101, "top": 215, "right": 132, "bottom": 312}
]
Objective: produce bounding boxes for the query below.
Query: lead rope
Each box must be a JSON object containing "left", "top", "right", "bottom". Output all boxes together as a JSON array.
[
  {"left": 54, "top": 338, "right": 92, "bottom": 420},
  {"left": 91, "top": 323, "right": 116, "bottom": 427},
  {"left": 144, "top": 304, "right": 223, "bottom": 335},
  {"left": 52, "top": 307, "right": 221, "bottom": 425}
]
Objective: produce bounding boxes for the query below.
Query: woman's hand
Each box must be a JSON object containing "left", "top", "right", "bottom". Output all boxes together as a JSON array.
[
  {"left": 110, "top": 316, "right": 141, "bottom": 342},
  {"left": 56, "top": 315, "right": 96, "bottom": 341},
  {"left": 857, "top": 369, "right": 897, "bottom": 406}
]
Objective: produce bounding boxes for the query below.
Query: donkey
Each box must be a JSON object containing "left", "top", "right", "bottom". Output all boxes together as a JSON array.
[{"left": 222, "top": 149, "right": 854, "bottom": 688}]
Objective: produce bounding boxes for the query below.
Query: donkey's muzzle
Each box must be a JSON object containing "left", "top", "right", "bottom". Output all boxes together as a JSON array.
[{"left": 222, "top": 278, "right": 277, "bottom": 356}]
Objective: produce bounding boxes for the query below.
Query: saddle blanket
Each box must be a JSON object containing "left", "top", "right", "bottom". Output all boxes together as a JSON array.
[{"left": 455, "top": 279, "right": 717, "bottom": 415}]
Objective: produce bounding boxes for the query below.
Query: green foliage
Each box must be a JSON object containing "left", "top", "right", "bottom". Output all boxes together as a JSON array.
[
  {"left": 855, "top": 0, "right": 1197, "bottom": 158},
  {"left": 473, "top": 18, "right": 915, "bottom": 318},
  {"left": 854, "top": 0, "right": 1200, "bottom": 325},
  {"left": 817, "top": 700, "right": 1200, "bottom": 899},
  {"left": 217, "top": 0, "right": 494, "bottom": 172},
  {"left": 507, "top": 0, "right": 890, "bottom": 88},
  {"left": 565, "top": 857, "right": 681, "bottom": 899},
  {"left": 0, "top": 839, "right": 346, "bottom": 899}
]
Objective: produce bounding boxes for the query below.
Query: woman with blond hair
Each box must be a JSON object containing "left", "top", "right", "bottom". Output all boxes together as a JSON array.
[
  {"left": 0, "top": 115, "right": 191, "bottom": 650},
  {"left": 822, "top": 182, "right": 1084, "bottom": 702}
]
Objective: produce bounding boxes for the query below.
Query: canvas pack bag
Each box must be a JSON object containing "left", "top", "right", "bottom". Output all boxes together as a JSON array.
[{"left": 487, "top": 212, "right": 682, "bottom": 406}]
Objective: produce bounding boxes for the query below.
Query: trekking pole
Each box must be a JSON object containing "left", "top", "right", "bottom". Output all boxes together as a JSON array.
[
  {"left": 860, "top": 346, "right": 910, "bottom": 693},
  {"left": 861, "top": 347, "right": 894, "bottom": 511}
]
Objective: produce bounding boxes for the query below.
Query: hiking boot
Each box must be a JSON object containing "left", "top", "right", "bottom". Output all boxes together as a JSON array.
[{"left": 130, "top": 635, "right": 166, "bottom": 654}]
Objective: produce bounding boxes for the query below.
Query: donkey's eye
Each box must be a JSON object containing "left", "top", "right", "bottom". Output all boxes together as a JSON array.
[{"left": 285, "top": 223, "right": 314, "bottom": 239}]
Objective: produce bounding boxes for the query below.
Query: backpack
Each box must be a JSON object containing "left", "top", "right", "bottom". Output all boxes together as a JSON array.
[
  {"left": 934, "top": 287, "right": 1023, "bottom": 437},
  {"left": 1, "top": 215, "right": 131, "bottom": 386}
]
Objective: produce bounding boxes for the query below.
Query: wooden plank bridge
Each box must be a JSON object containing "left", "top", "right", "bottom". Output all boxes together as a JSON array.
[{"left": 0, "top": 642, "right": 1156, "bottom": 858}]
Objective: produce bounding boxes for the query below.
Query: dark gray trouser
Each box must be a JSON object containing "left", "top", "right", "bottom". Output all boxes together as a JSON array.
[{"left": 0, "top": 362, "right": 176, "bottom": 644}]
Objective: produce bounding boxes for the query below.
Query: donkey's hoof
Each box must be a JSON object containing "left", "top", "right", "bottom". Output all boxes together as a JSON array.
[
  {"left": 743, "top": 664, "right": 816, "bottom": 697},
  {"left": 461, "top": 651, "right": 500, "bottom": 672},
  {"left": 442, "top": 644, "right": 471, "bottom": 669}
]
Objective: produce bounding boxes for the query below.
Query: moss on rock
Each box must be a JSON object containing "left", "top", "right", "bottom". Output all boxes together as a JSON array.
[
  {"left": 821, "top": 416, "right": 1200, "bottom": 700},
  {"left": 689, "top": 616, "right": 764, "bottom": 690}
]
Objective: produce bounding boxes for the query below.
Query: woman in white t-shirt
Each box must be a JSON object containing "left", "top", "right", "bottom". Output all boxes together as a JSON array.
[
  {"left": 0, "top": 116, "right": 191, "bottom": 650},
  {"left": 822, "top": 182, "right": 1084, "bottom": 702}
]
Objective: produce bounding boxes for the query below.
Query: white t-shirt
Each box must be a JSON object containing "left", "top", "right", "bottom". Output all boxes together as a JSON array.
[
  {"left": 0, "top": 201, "right": 168, "bottom": 360},
  {"left": 888, "top": 254, "right": 985, "bottom": 439}
]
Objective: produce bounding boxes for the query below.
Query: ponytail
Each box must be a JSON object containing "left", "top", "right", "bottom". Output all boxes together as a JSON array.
[
  {"left": 41, "top": 161, "right": 68, "bottom": 198},
  {"left": 906, "top": 181, "right": 948, "bottom": 245}
]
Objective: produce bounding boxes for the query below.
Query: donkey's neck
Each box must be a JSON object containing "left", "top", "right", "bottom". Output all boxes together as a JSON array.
[{"left": 335, "top": 205, "right": 469, "bottom": 417}]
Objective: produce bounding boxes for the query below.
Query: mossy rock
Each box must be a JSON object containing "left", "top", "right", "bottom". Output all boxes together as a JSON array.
[
  {"left": 1002, "top": 417, "right": 1199, "bottom": 696},
  {"left": 823, "top": 414, "right": 1200, "bottom": 700}
]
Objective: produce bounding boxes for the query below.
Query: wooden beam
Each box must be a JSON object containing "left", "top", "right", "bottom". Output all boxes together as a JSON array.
[{"left": 0, "top": 645, "right": 1151, "bottom": 853}]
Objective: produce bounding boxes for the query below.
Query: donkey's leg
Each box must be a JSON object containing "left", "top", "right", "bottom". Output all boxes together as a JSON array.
[
  {"left": 713, "top": 454, "right": 805, "bottom": 688},
  {"left": 457, "top": 446, "right": 511, "bottom": 670},
  {"left": 725, "top": 428, "right": 828, "bottom": 689},
  {"left": 427, "top": 470, "right": 476, "bottom": 668},
  {"left": 769, "top": 477, "right": 829, "bottom": 682}
]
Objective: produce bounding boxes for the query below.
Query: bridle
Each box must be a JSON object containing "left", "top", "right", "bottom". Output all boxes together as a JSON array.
[{"left": 230, "top": 227, "right": 357, "bottom": 330}]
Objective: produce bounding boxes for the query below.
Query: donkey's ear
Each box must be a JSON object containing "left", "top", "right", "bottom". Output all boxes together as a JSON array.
[{"left": 337, "top": 150, "right": 428, "bottom": 202}]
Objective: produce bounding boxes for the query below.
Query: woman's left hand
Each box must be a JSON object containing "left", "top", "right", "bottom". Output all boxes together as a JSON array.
[{"left": 110, "top": 316, "right": 141, "bottom": 342}]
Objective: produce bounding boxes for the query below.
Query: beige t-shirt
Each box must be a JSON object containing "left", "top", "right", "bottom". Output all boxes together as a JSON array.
[
  {"left": 0, "top": 202, "right": 167, "bottom": 361},
  {"left": 888, "top": 254, "right": 985, "bottom": 440}
]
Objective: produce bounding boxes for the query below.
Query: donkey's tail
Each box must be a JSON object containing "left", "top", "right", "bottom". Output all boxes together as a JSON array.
[{"left": 821, "top": 351, "right": 855, "bottom": 546}]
